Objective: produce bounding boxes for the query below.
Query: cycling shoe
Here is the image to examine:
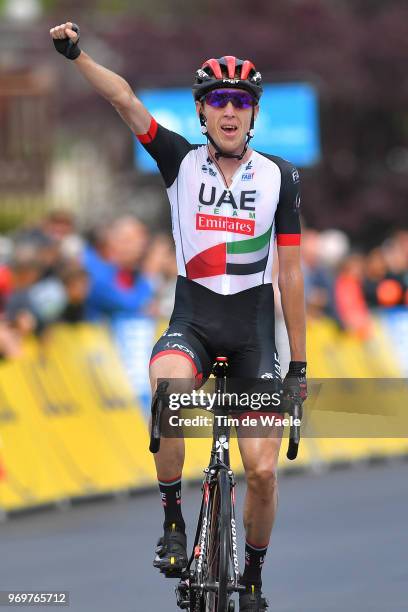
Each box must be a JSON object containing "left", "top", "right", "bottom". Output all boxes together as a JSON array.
[
  {"left": 153, "top": 523, "right": 188, "bottom": 578},
  {"left": 239, "top": 584, "right": 269, "bottom": 611}
]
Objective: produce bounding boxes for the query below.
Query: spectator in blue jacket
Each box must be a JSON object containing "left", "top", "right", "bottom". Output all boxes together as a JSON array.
[{"left": 82, "top": 215, "right": 154, "bottom": 321}]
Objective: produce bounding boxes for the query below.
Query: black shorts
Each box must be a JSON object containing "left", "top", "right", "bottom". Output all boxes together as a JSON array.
[{"left": 150, "top": 276, "right": 281, "bottom": 386}]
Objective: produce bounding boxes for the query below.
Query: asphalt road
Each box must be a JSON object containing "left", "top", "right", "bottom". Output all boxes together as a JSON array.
[{"left": 1, "top": 461, "right": 407, "bottom": 612}]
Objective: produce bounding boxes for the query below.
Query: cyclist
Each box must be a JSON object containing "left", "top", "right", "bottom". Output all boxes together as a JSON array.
[{"left": 51, "top": 23, "right": 307, "bottom": 611}]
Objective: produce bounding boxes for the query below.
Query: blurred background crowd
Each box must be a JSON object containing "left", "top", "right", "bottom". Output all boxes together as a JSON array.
[
  {"left": 0, "top": 0, "right": 407, "bottom": 359},
  {"left": 0, "top": 210, "right": 407, "bottom": 359}
]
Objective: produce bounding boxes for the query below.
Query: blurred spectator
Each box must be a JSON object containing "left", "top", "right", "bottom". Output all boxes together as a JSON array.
[
  {"left": 0, "top": 237, "right": 19, "bottom": 359},
  {"left": 319, "top": 229, "right": 350, "bottom": 270},
  {"left": 5, "top": 246, "right": 42, "bottom": 334},
  {"left": 392, "top": 230, "right": 408, "bottom": 264},
  {"left": 41, "top": 209, "right": 76, "bottom": 243},
  {"left": 0, "top": 236, "right": 13, "bottom": 265},
  {"left": 58, "top": 265, "right": 89, "bottom": 324},
  {"left": 334, "top": 253, "right": 373, "bottom": 339},
  {"left": 59, "top": 233, "right": 86, "bottom": 263},
  {"left": 1, "top": 208, "right": 407, "bottom": 363},
  {"left": 361, "top": 231, "right": 408, "bottom": 308},
  {"left": 383, "top": 237, "right": 406, "bottom": 281},
  {"left": 363, "top": 248, "right": 388, "bottom": 307},
  {"left": 301, "top": 229, "right": 336, "bottom": 319},
  {"left": 143, "top": 233, "right": 177, "bottom": 318},
  {"left": 107, "top": 215, "right": 149, "bottom": 278},
  {"left": 394, "top": 230, "right": 408, "bottom": 304},
  {"left": 5, "top": 245, "right": 66, "bottom": 334},
  {"left": 0, "top": 264, "right": 12, "bottom": 314},
  {"left": 36, "top": 234, "right": 61, "bottom": 278},
  {"left": 380, "top": 234, "right": 408, "bottom": 307},
  {"left": 82, "top": 215, "right": 154, "bottom": 321},
  {"left": 0, "top": 321, "right": 22, "bottom": 360},
  {"left": 376, "top": 278, "right": 405, "bottom": 308},
  {"left": 15, "top": 209, "right": 76, "bottom": 247}
]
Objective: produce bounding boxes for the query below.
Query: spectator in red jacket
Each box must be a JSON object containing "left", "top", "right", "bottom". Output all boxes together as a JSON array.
[
  {"left": 0, "top": 264, "right": 12, "bottom": 315},
  {"left": 335, "top": 253, "right": 373, "bottom": 339}
]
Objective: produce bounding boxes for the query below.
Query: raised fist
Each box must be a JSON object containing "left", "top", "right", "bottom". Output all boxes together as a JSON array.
[{"left": 50, "top": 22, "right": 81, "bottom": 60}]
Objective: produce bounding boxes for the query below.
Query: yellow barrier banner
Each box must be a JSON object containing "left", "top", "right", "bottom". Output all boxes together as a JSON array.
[
  {"left": 0, "top": 324, "right": 156, "bottom": 512},
  {"left": 0, "top": 317, "right": 406, "bottom": 513},
  {"left": 303, "top": 317, "right": 407, "bottom": 465},
  {"left": 0, "top": 358, "right": 84, "bottom": 510}
]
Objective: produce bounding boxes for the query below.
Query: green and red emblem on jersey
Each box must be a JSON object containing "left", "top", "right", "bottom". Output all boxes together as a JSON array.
[{"left": 186, "top": 225, "right": 273, "bottom": 279}]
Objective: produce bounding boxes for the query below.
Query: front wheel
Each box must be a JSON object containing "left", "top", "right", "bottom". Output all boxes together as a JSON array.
[
  {"left": 217, "top": 469, "right": 231, "bottom": 611},
  {"left": 204, "top": 469, "right": 231, "bottom": 612}
]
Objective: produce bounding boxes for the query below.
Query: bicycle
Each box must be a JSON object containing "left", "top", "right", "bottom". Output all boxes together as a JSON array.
[{"left": 150, "top": 357, "right": 301, "bottom": 612}]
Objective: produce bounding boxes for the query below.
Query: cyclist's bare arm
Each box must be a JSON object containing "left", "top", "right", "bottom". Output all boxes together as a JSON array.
[
  {"left": 49, "top": 22, "right": 150, "bottom": 135},
  {"left": 277, "top": 245, "right": 306, "bottom": 362}
]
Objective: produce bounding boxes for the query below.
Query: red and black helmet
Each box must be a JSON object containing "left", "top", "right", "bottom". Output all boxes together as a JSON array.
[{"left": 192, "top": 56, "right": 263, "bottom": 102}]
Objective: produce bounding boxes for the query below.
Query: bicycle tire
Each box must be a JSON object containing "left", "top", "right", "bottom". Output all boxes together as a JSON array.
[
  {"left": 190, "top": 485, "right": 217, "bottom": 612},
  {"left": 204, "top": 470, "right": 231, "bottom": 612},
  {"left": 216, "top": 469, "right": 231, "bottom": 612},
  {"left": 203, "top": 484, "right": 219, "bottom": 612}
]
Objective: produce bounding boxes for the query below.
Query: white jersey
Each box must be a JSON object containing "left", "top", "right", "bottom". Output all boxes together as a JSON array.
[{"left": 137, "top": 118, "right": 301, "bottom": 295}]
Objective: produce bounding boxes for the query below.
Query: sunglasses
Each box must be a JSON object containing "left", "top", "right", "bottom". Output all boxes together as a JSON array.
[{"left": 204, "top": 89, "right": 256, "bottom": 109}]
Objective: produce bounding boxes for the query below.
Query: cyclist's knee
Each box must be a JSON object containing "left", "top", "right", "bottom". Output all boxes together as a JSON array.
[
  {"left": 150, "top": 353, "right": 195, "bottom": 394},
  {"left": 246, "top": 466, "right": 278, "bottom": 499}
]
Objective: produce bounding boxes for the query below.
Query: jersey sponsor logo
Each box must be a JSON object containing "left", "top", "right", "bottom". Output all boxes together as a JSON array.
[
  {"left": 292, "top": 169, "right": 300, "bottom": 183},
  {"left": 167, "top": 332, "right": 183, "bottom": 337},
  {"left": 245, "top": 160, "right": 253, "bottom": 170},
  {"left": 199, "top": 183, "right": 256, "bottom": 211},
  {"left": 241, "top": 171, "right": 254, "bottom": 181},
  {"left": 196, "top": 213, "right": 255, "bottom": 236}
]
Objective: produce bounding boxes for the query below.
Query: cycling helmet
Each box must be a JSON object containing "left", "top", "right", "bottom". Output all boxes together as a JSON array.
[
  {"left": 193, "top": 56, "right": 263, "bottom": 160},
  {"left": 193, "top": 56, "right": 263, "bottom": 102}
]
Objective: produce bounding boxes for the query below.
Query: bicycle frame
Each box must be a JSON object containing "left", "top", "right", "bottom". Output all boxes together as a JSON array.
[{"left": 176, "top": 358, "right": 243, "bottom": 611}]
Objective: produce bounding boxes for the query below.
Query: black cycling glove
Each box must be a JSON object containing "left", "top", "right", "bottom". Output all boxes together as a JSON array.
[
  {"left": 283, "top": 361, "right": 307, "bottom": 402},
  {"left": 53, "top": 24, "right": 81, "bottom": 60}
]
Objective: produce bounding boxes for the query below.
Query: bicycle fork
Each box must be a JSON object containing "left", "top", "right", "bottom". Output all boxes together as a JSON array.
[{"left": 175, "top": 467, "right": 244, "bottom": 610}]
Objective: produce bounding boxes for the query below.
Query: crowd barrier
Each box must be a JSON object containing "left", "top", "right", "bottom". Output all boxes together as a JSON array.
[{"left": 1, "top": 311, "right": 407, "bottom": 514}]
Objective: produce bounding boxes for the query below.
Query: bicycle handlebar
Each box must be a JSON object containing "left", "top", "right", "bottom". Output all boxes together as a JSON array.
[
  {"left": 149, "top": 381, "right": 169, "bottom": 454},
  {"left": 286, "top": 399, "right": 302, "bottom": 460},
  {"left": 149, "top": 383, "right": 303, "bottom": 459}
]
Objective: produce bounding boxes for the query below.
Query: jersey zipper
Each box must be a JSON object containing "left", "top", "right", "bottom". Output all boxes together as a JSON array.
[{"left": 207, "top": 148, "right": 254, "bottom": 294}]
